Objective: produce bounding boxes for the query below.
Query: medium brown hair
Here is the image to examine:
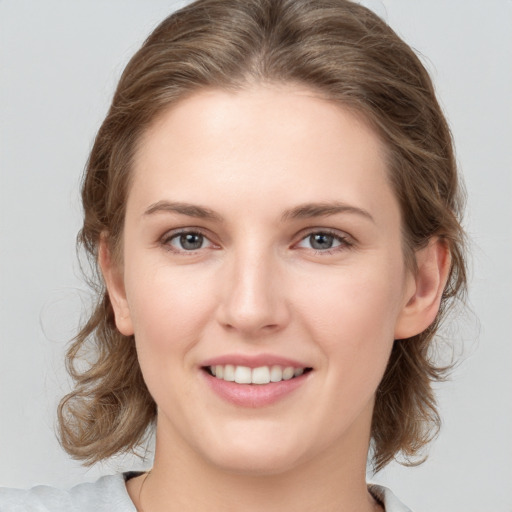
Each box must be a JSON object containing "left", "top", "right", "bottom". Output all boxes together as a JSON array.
[{"left": 58, "top": 0, "right": 467, "bottom": 472}]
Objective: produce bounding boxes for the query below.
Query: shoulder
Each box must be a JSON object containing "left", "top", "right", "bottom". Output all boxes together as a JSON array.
[
  {"left": 0, "top": 474, "right": 136, "bottom": 512},
  {"left": 368, "top": 484, "right": 414, "bottom": 512}
]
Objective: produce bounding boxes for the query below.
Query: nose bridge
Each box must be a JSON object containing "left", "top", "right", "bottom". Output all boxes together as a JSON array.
[{"left": 219, "top": 239, "right": 288, "bottom": 335}]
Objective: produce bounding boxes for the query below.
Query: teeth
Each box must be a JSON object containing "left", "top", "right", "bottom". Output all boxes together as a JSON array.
[
  {"left": 270, "top": 365, "right": 282, "bottom": 382},
  {"left": 282, "top": 367, "right": 295, "bottom": 380},
  {"left": 223, "top": 364, "right": 235, "bottom": 382},
  {"left": 234, "top": 366, "right": 252, "bottom": 384},
  {"left": 208, "top": 364, "right": 308, "bottom": 384},
  {"left": 252, "top": 366, "right": 270, "bottom": 384}
]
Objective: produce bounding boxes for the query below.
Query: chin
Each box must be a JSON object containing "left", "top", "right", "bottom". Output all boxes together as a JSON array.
[
  {"left": 196, "top": 425, "right": 313, "bottom": 477},
  {"left": 207, "top": 446, "right": 305, "bottom": 477}
]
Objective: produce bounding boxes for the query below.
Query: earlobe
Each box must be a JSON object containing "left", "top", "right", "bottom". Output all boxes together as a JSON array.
[
  {"left": 394, "top": 238, "right": 451, "bottom": 340},
  {"left": 98, "top": 236, "right": 134, "bottom": 336}
]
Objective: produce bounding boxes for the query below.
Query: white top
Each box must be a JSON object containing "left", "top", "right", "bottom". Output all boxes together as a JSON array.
[{"left": 0, "top": 474, "right": 412, "bottom": 511}]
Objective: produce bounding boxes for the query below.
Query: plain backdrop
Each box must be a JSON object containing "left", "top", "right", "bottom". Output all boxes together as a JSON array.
[{"left": 1, "top": 1, "right": 511, "bottom": 511}]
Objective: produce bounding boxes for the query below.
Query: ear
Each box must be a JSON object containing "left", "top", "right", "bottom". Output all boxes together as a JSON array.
[
  {"left": 98, "top": 236, "right": 134, "bottom": 336},
  {"left": 394, "top": 238, "right": 451, "bottom": 340}
]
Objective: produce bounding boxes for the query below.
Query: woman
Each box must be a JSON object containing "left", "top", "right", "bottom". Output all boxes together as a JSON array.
[{"left": 0, "top": 0, "right": 466, "bottom": 510}]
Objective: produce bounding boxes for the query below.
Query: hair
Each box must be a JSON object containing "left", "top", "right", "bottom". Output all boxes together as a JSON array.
[{"left": 58, "top": 0, "right": 467, "bottom": 472}]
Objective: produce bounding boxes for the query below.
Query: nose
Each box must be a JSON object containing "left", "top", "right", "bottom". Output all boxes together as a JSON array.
[{"left": 216, "top": 247, "right": 290, "bottom": 337}]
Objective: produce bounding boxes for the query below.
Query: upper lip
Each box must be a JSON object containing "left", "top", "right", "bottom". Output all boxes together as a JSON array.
[{"left": 201, "top": 353, "right": 311, "bottom": 369}]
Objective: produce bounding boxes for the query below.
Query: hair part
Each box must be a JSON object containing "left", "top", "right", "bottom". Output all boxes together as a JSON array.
[{"left": 58, "top": 0, "right": 467, "bottom": 472}]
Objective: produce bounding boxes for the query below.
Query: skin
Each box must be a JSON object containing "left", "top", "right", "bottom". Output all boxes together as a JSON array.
[{"left": 101, "top": 84, "right": 450, "bottom": 512}]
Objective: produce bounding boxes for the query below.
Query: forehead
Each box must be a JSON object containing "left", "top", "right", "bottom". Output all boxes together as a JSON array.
[
  {"left": 137, "top": 84, "right": 385, "bottom": 167},
  {"left": 130, "top": 84, "right": 397, "bottom": 227}
]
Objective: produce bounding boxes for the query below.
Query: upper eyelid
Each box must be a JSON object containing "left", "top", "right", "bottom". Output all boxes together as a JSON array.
[
  {"left": 161, "top": 226, "right": 213, "bottom": 241},
  {"left": 295, "top": 227, "right": 353, "bottom": 243}
]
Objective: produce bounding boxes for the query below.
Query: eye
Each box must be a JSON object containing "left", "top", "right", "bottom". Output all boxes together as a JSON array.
[
  {"left": 296, "top": 231, "right": 351, "bottom": 252},
  {"left": 163, "top": 231, "right": 214, "bottom": 252}
]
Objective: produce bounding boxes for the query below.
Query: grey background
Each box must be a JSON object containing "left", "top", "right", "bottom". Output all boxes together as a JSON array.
[{"left": 1, "top": 1, "right": 511, "bottom": 510}]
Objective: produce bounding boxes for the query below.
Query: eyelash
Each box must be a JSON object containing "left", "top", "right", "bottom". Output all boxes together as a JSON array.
[
  {"left": 160, "top": 229, "right": 215, "bottom": 253},
  {"left": 159, "top": 228, "right": 353, "bottom": 255},
  {"left": 296, "top": 229, "right": 353, "bottom": 255}
]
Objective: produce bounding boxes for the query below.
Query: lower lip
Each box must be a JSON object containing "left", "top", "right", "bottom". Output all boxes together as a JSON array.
[{"left": 202, "top": 370, "right": 310, "bottom": 408}]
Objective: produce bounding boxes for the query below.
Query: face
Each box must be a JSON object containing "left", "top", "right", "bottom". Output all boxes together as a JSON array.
[{"left": 105, "top": 85, "right": 421, "bottom": 475}]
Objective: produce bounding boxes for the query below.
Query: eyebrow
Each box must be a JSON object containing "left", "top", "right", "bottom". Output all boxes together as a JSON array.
[
  {"left": 281, "top": 202, "right": 375, "bottom": 223},
  {"left": 144, "top": 200, "right": 224, "bottom": 222},
  {"left": 143, "top": 200, "right": 374, "bottom": 224}
]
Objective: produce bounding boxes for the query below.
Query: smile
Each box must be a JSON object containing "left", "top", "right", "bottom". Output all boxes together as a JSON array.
[{"left": 206, "top": 365, "right": 311, "bottom": 384}]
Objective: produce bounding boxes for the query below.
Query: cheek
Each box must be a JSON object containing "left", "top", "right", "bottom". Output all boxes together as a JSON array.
[
  {"left": 123, "top": 263, "right": 222, "bottom": 411},
  {"left": 293, "top": 260, "right": 405, "bottom": 371},
  {"left": 124, "top": 263, "right": 217, "bottom": 361}
]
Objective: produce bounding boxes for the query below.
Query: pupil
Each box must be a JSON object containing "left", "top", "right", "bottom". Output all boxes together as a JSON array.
[
  {"left": 180, "top": 233, "right": 203, "bottom": 250},
  {"left": 310, "top": 233, "right": 333, "bottom": 250}
]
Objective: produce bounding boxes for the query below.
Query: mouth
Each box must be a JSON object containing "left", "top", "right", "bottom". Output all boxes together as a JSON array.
[
  {"left": 200, "top": 358, "right": 313, "bottom": 407},
  {"left": 203, "top": 365, "right": 313, "bottom": 385}
]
